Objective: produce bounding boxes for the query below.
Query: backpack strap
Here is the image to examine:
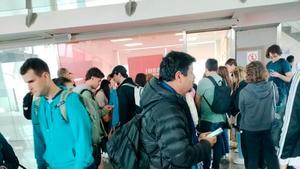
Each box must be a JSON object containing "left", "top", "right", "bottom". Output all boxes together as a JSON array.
[
  {"left": 80, "top": 88, "right": 94, "bottom": 99},
  {"left": 202, "top": 76, "right": 222, "bottom": 113},
  {"left": 206, "top": 76, "right": 224, "bottom": 86},
  {"left": 206, "top": 76, "right": 218, "bottom": 86},
  {"left": 123, "top": 83, "right": 143, "bottom": 106},
  {"left": 58, "top": 90, "right": 72, "bottom": 122},
  {"left": 34, "top": 97, "right": 41, "bottom": 117},
  {"left": 122, "top": 83, "right": 136, "bottom": 88},
  {"left": 95, "top": 88, "right": 101, "bottom": 96},
  {"left": 33, "top": 97, "right": 41, "bottom": 125},
  {"left": 202, "top": 95, "right": 214, "bottom": 112},
  {"left": 134, "top": 87, "right": 143, "bottom": 107}
]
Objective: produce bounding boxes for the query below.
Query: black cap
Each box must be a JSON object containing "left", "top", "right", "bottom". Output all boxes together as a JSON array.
[{"left": 111, "top": 65, "right": 127, "bottom": 75}]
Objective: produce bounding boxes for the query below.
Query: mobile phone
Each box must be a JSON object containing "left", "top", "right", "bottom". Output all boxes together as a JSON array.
[{"left": 207, "top": 128, "right": 223, "bottom": 138}]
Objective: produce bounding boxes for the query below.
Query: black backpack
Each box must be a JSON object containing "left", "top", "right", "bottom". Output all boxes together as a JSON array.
[
  {"left": 22, "top": 92, "right": 33, "bottom": 120},
  {"left": 203, "top": 76, "right": 231, "bottom": 114},
  {"left": 106, "top": 104, "right": 154, "bottom": 169}
]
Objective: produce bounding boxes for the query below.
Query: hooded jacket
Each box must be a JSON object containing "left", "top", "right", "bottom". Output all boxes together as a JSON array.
[
  {"left": 32, "top": 91, "right": 94, "bottom": 169},
  {"left": 239, "top": 81, "right": 278, "bottom": 131},
  {"left": 140, "top": 78, "right": 211, "bottom": 169}
]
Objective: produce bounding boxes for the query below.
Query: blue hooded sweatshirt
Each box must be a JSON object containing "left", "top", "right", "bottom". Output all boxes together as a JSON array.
[{"left": 32, "top": 90, "right": 94, "bottom": 169}]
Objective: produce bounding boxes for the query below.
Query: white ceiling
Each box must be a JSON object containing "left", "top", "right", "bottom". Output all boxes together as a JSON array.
[{"left": 1, "top": 0, "right": 300, "bottom": 50}]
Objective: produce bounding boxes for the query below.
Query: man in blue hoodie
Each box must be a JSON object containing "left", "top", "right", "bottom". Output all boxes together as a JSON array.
[{"left": 20, "top": 58, "right": 94, "bottom": 169}]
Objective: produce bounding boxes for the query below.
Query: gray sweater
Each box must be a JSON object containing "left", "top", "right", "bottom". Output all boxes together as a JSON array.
[{"left": 239, "top": 81, "right": 279, "bottom": 131}]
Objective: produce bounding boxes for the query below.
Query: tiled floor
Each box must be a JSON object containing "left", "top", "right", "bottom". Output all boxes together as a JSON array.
[{"left": 11, "top": 139, "right": 245, "bottom": 169}]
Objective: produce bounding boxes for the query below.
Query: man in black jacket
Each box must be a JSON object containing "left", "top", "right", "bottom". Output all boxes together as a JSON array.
[
  {"left": 111, "top": 65, "right": 137, "bottom": 126},
  {"left": 0, "top": 132, "right": 19, "bottom": 169},
  {"left": 140, "top": 51, "right": 216, "bottom": 169}
]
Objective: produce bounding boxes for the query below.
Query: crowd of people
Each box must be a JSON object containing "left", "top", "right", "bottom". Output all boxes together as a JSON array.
[{"left": 1, "top": 44, "right": 299, "bottom": 169}]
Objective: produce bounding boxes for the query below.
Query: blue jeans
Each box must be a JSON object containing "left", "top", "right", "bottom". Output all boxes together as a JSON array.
[
  {"left": 236, "top": 131, "right": 243, "bottom": 159},
  {"left": 199, "top": 121, "right": 224, "bottom": 169},
  {"left": 222, "top": 129, "right": 230, "bottom": 155}
]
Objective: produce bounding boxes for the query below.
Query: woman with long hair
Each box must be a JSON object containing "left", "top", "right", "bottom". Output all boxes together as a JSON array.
[
  {"left": 95, "top": 79, "right": 111, "bottom": 108},
  {"left": 218, "top": 66, "right": 233, "bottom": 90},
  {"left": 231, "top": 66, "right": 247, "bottom": 165}
]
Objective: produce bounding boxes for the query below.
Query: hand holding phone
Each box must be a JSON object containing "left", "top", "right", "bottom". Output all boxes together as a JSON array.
[
  {"left": 199, "top": 132, "right": 217, "bottom": 147},
  {"left": 207, "top": 128, "right": 223, "bottom": 138}
]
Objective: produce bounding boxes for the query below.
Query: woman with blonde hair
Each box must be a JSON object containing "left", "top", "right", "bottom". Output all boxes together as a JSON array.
[
  {"left": 239, "top": 61, "right": 279, "bottom": 169},
  {"left": 232, "top": 66, "right": 246, "bottom": 92},
  {"left": 230, "top": 66, "right": 247, "bottom": 164}
]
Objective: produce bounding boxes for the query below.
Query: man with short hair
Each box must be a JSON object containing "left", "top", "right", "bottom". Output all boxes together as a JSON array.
[
  {"left": 195, "top": 58, "right": 226, "bottom": 169},
  {"left": 111, "top": 65, "right": 136, "bottom": 126},
  {"left": 72, "top": 67, "right": 107, "bottom": 168},
  {"left": 266, "top": 44, "right": 293, "bottom": 146},
  {"left": 140, "top": 51, "right": 216, "bottom": 169},
  {"left": 73, "top": 67, "right": 104, "bottom": 99},
  {"left": 20, "top": 58, "right": 94, "bottom": 169}
]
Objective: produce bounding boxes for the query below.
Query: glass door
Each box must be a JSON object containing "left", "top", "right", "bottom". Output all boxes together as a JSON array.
[{"left": 186, "top": 29, "right": 234, "bottom": 83}]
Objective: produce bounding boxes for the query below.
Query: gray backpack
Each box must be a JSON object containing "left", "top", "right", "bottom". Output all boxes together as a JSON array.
[{"left": 34, "top": 90, "right": 106, "bottom": 146}]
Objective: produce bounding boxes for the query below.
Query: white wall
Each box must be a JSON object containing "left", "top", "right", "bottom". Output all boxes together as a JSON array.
[
  {"left": 280, "top": 32, "right": 300, "bottom": 63},
  {"left": 236, "top": 26, "right": 278, "bottom": 67},
  {"left": 280, "top": 31, "right": 300, "bottom": 71}
]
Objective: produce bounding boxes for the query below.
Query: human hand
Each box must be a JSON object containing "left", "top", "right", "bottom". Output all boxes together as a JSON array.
[
  {"left": 270, "top": 71, "right": 281, "bottom": 78},
  {"left": 199, "top": 132, "right": 210, "bottom": 139},
  {"left": 198, "top": 132, "right": 217, "bottom": 147},
  {"left": 102, "top": 114, "right": 112, "bottom": 122},
  {"left": 104, "top": 105, "right": 113, "bottom": 111}
]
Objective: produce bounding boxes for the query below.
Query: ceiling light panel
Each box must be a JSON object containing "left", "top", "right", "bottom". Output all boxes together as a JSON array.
[
  {"left": 110, "top": 38, "right": 133, "bottom": 42},
  {"left": 124, "top": 43, "right": 143, "bottom": 47}
]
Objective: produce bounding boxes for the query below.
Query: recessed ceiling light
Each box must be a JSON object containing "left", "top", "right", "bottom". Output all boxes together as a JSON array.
[
  {"left": 124, "top": 43, "right": 143, "bottom": 47},
  {"left": 110, "top": 38, "right": 133, "bottom": 42}
]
